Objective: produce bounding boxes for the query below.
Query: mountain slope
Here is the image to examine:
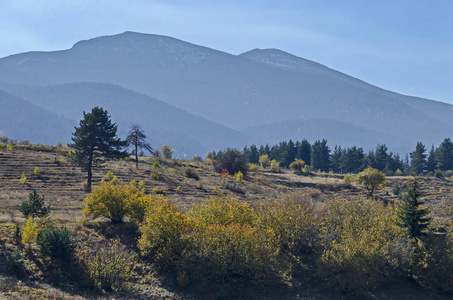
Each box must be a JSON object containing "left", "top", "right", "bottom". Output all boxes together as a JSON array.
[
  {"left": 0, "top": 31, "right": 452, "bottom": 153},
  {"left": 0, "top": 82, "right": 250, "bottom": 156},
  {"left": 0, "top": 90, "right": 74, "bottom": 144}
]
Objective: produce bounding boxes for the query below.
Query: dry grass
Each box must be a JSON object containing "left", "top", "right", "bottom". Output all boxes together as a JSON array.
[{"left": 1, "top": 146, "right": 453, "bottom": 299}]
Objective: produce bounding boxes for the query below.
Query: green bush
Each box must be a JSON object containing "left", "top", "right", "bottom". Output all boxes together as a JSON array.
[
  {"left": 37, "top": 225, "right": 78, "bottom": 261},
  {"left": 19, "top": 190, "right": 51, "bottom": 218}
]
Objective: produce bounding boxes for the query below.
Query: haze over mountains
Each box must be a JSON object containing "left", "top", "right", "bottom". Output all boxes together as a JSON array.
[{"left": 1, "top": 31, "right": 452, "bottom": 156}]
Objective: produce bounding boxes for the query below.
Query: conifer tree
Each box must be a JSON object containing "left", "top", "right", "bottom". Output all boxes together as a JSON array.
[
  {"left": 397, "top": 179, "right": 431, "bottom": 239},
  {"left": 410, "top": 142, "right": 427, "bottom": 175},
  {"left": 70, "top": 107, "right": 126, "bottom": 192}
]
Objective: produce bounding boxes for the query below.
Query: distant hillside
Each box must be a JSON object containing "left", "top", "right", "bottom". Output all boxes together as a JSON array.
[
  {"left": 0, "top": 90, "right": 74, "bottom": 144},
  {"left": 1, "top": 31, "right": 452, "bottom": 153},
  {"left": 0, "top": 82, "right": 250, "bottom": 156}
]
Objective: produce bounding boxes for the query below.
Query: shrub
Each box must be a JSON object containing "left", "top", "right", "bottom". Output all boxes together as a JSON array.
[
  {"left": 19, "top": 172, "right": 27, "bottom": 184},
  {"left": 181, "top": 223, "right": 281, "bottom": 286},
  {"left": 8, "top": 248, "right": 26, "bottom": 276},
  {"left": 412, "top": 235, "right": 453, "bottom": 294},
  {"left": 37, "top": 225, "right": 78, "bottom": 261},
  {"left": 22, "top": 217, "right": 38, "bottom": 246},
  {"left": 138, "top": 196, "right": 194, "bottom": 267},
  {"left": 191, "top": 156, "right": 202, "bottom": 162},
  {"left": 6, "top": 142, "right": 13, "bottom": 151},
  {"left": 79, "top": 239, "right": 135, "bottom": 291},
  {"left": 234, "top": 171, "right": 244, "bottom": 182},
  {"left": 106, "top": 170, "right": 114, "bottom": 179},
  {"left": 256, "top": 194, "right": 321, "bottom": 260},
  {"left": 189, "top": 196, "right": 255, "bottom": 226},
  {"left": 213, "top": 148, "right": 248, "bottom": 176},
  {"left": 270, "top": 160, "right": 280, "bottom": 172},
  {"left": 259, "top": 154, "right": 270, "bottom": 169},
  {"left": 19, "top": 190, "right": 51, "bottom": 218},
  {"left": 184, "top": 167, "right": 199, "bottom": 180},
  {"left": 343, "top": 174, "right": 354, "bottom": 183},
  {"left": 289, "top": 159, "right": 305, "bottom": 173},
  {"left": 33, "top": 167, "right": 40, "bottom": 176},
  {"left": 248, "top": 163, "right": 258, "bottom": 172},
  {"left": 317, "top": 198, "right": 412, "bottom": 294},
  {"left": 82, "top": 181, "right": 144, "bottom": 224}
]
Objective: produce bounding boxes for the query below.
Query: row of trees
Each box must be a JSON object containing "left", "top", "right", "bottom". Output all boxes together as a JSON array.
[{"left": 238, "top": 138, "right": 453, "bottom": 175}]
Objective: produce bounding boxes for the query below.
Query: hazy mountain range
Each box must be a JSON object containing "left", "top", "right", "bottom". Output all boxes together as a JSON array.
[{"left": 1, "top": 31, "right": 452, "bottom": 156}]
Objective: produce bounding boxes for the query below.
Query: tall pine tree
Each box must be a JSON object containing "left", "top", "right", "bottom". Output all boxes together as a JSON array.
[
  {"left": 397, "top": 179, "right": 431, "bottom": 239},
  {"left": 70, "top": 107, "right": 126, "bottom": 192}
]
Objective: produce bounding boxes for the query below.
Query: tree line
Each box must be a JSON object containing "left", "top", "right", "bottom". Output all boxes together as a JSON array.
[{"left": 212, "top": 138, "right": 453, "bottom": 175}]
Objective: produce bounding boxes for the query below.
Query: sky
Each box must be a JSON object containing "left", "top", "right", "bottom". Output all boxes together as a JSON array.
[{"left": 1, "top": 0, "right": 452, "bottom": 103}]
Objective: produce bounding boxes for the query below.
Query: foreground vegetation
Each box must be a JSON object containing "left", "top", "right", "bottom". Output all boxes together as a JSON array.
[{"left": 1, "top": 143, "right": 453, "bottom": 299}]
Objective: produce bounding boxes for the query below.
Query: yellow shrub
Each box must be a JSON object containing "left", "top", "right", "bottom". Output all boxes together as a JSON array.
[
  {"left": 255, "top": 194, "right": 321, "bottom": 259},
  {"left": 189, "top": 195, "right": 255, "bottom": 226},
  {"left": 181, "top": 223, "right": 281, "bottom": 286},
  {"left": 138, "top": 196, "right": 195, "bottom": 266},
  {"left": 22, "top": 216, "right": 38, "bottom": 245},
  {"left": 248, "top": 163, "right": 258, "bottom": 172},
  {"left": 83, "top": 181, "right": 143, "bottom": 223},
  {"left": 317, "top": 198, "right": 412, "bottom": 294}
]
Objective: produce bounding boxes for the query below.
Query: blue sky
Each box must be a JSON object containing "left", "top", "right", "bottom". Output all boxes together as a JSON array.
[{"left": 1, "top": 0, "right": 452, "bottom": 103}]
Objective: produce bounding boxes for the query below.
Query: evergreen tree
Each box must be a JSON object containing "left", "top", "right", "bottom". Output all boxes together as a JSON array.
[
  {"left": 70, "top": 107, "right": 126, "bottom": 192},
  {"left": 330, "top": 145, "right": 344, "bottom": 173},
  {"left": 397, "top": 179, "right": 431, "bottom": 239},
  {"left": 296, "top": 139, "right": 312, "bottom": 166},
  {"left": 342, "top": 146, "right": 366, "bottom": 174},
  {"left": 426, "top": 145, "right": 437, "bottom": 173},
  {"left": 19, "top": 190, "right": 51, "bottom": 218},
  {"left": 436, "top": 138, "right": 453, "bottom": 171},
  {"left": 372, "top": 144, "right": 389, "bottom": 171},
  {"left": 410, "top": 142, "right": 427, "bottom": 175},
  {"left": 311, "top": 139, "right": 330, "bottom": 172},
  {"left": 126, "top": 124, "right": 153, "bottom": 168},
  {"left": 248, "top": 144, "right": 259, "bottom": 164}
]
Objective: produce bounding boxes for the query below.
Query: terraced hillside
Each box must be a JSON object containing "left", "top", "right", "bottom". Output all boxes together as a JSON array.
[{"left": 1, "top": 145, "right": 452, "bottom": 223}]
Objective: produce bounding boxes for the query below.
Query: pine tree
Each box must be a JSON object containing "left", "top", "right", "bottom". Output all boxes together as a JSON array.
[
  {"left": 70, "top": 107, "right": 126, "bottom": 192},
  {"left": 397, "top": 179, "right": 431, "bottom": 239},
  {"left": 19, "top": 190, "right": 51, "bottom": 218},
  {"left": 426, "top": 145, "right": 437, "bottom": 173},
  {"left": 410, "top": 142, "right": 427, "bottom": 175},
  {"left": 311, "top": 139, "right": 330, "bottom": 172},
  {"left": 436, "top": 138, "right": 453, "bottom": 171},
  {"left": 126, "top": 124, "right": 153, "bottom": 168}
]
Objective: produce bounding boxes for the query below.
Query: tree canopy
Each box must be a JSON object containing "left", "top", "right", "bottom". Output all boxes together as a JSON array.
[{"left": 70, "top": 107, "right": 126, "bottom": 192}]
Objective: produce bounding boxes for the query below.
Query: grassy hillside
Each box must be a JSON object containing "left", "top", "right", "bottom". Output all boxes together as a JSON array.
[{"left": 1, "top": 144, "right": 453, "bottom": 299}]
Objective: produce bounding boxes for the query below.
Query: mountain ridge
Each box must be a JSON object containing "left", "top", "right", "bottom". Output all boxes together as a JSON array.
[{"left": 0, "top": 31, "right": 451, "bottom": 154}]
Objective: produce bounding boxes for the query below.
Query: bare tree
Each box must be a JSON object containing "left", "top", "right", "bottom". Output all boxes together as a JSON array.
[{"left": 126, "top": 124, "right": 153, "bottom": 168}]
